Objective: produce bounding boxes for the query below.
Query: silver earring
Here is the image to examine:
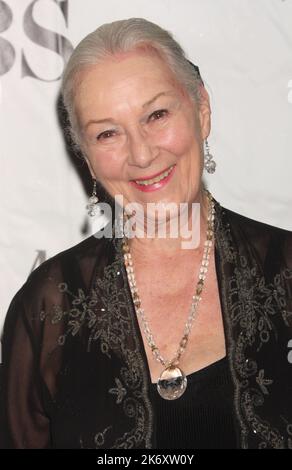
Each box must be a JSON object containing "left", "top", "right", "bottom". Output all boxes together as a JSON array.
[
  {"left": 86, "top": 179, "right": 99, "bottom": 217},
  {"left": 113, "top": 207, "right": 124, "bottom": 238},
  {"left": 204, "top": 139, "right": 216, "bottom": 174}
]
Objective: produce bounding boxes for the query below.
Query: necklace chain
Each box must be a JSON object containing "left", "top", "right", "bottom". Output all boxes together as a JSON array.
[{"left": 122, "top": 191, "right": 215, "bottom": 370}]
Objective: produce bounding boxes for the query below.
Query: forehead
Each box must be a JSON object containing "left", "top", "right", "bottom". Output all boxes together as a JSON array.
[{"left": 74, "top": 51, "right": 185, "bottom": 114}]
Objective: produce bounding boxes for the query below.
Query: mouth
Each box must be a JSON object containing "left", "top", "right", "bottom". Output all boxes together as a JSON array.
[{"left": 129, "top": 164, "right": 176, "bottom": 192}]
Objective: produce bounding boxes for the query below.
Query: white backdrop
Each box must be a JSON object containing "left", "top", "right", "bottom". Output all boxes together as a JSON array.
[{"left": 1, "top": 0, "right": 292, "bottom": 332}]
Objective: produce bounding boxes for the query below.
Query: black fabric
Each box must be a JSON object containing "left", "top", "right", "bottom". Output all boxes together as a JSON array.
[
  {"left": 150, "top": 356, "right": 237, "bottom": 449},
  {"left": 0, "top": 365, "right": 4, "bottom": 449},
  {"left": 1, "top": 199, "right": 292, "bottom": 449}
]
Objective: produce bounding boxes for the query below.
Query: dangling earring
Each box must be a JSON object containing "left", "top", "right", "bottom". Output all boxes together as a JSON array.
[
  {"left": 86, "top": 179, "right": 99, "bottom": 217},
  {"left": 204, "top": 139, "right": 216, "bottom": 174},
  {"left": 114, "top": 207, "right": 130, "bottom": 238}
]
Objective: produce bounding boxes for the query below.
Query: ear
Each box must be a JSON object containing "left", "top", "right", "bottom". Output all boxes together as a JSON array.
[{"left": 197, "top": 85, "right": 211, "bottom": 140}]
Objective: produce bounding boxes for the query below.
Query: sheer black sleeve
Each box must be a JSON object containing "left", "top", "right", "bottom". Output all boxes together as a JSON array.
[
  {"left": 1, "top": 288, "right": 52, "bottom": 448},
  {"left": 0, "top": 235, "right": 105, "bottom": 449}
]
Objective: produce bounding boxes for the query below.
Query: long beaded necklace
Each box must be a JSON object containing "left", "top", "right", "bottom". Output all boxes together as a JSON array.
[{"left": 122, "top": 191, "right": 215, "bottom": 400}]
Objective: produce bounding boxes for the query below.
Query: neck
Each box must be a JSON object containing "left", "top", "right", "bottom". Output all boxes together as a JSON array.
[{"left": 126, "top": 189, "right": 210, "bottom": 259}]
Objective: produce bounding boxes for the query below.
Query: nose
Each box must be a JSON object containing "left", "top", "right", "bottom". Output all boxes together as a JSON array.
[{"left": 127, "top": 128, "right": 158, "bottom": 168}]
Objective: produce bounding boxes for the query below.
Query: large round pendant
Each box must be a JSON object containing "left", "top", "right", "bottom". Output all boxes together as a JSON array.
[{"left": 157, "top": 366, "right": 187, "bottom": 400}]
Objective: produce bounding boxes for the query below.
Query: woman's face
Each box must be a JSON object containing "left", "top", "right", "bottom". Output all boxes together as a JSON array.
[{"left": 74, "top": 50, "right": 211, "bottom": 214}]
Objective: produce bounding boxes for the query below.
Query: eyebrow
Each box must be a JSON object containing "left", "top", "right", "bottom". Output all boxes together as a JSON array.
[
  {"left": 142, "top": 91, "right": 173, "bottom": 108},
  {"left": 83, "top": 91, "right": 174, "bottom": 130}
]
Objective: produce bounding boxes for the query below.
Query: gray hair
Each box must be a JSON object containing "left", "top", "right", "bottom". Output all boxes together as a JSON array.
[{"left": 61, "top": 17, "right": 204, "bottom": 151}]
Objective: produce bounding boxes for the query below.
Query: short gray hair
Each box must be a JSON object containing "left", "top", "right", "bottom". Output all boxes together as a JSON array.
[{"left": 61, "top": 17, "right": 204, "bottom": 150}]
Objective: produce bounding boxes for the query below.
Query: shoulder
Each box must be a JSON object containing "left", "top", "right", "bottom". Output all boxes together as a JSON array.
[
  {"left": 25, "top": 235, "right": 107, "bottom": 291},
  {"left": 222, "top": 204, "right": 290, "bottom": 236},
  {"left": 219, "top": 202, "right": 292, "bottom": 269},
  {"left": 4, "top": 234, "right": 114, "bottom": 330}
]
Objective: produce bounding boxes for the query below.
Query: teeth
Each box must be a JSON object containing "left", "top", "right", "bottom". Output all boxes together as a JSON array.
[{"left": 134, "top": 165, "right": 174, "bottom": 186}]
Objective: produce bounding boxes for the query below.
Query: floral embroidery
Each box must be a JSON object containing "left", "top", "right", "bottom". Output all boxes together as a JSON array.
[
  {"left": 80, "top": 426, "right": 112, "bottom": 449},
  {"left": 40, "top": 283, "right": 100, "bottom": 348},
  {"left": 109, "top": 377, "right": 127, "bottom": 404},
  {"left": 39, "top": 238, "right": 153, "bottom": 449},
  {"left": 255, "top": 370, "right": 273, "bottom": 395},
  {"left": 216, "top": 204, "right": 292, "bottom": 449},
  {"left": 241, "top": 390, "right": 284, "bottom": 448}
]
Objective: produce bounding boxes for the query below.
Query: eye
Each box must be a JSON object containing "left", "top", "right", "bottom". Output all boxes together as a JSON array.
[
  {"left": 148, "top": 109, "right": 169, "bottom": 121},
  {"left": 97, "top": 130, "right": 116, "bottom": 141}
]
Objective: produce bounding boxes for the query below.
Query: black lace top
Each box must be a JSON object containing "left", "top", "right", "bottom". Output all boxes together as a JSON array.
[
  {"left": 150, "top": 357, "right": 237, "bottom": 449},
  {"left": 1, "top": 200, "right": 292, "bottom": 449}
]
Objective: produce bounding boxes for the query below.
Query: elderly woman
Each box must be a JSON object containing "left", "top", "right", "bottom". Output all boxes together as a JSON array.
[{"left": 1, "top": 18, "right": 292, "bottom": 450}]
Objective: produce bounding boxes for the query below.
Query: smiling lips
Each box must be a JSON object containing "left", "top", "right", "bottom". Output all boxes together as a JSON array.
[{"left": 129, "top": 164, "right": 176, "bottom": 192}]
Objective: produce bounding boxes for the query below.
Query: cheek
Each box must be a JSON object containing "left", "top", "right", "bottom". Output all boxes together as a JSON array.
[
  {"left": 158, "top": 123, "right": 199, "bottom": 158},
  {"left": 85, "top": 144, "right": 126, "bottom": 179}
]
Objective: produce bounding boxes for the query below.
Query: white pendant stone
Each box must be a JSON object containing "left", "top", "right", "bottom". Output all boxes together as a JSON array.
[{"left": 157, "top": 366, "right": 187, "bottom": 400}]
